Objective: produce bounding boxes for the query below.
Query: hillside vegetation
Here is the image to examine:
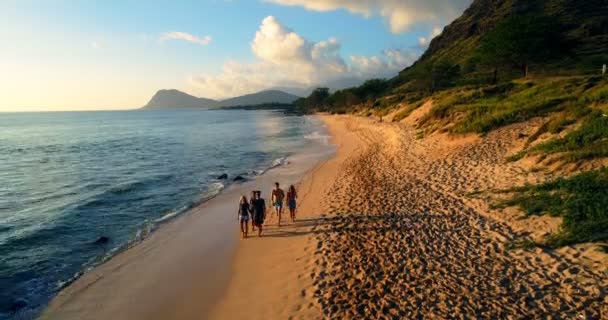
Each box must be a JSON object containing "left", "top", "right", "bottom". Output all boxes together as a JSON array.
[
  {"left": 295, "top": 0, "right": 608, "bottom": 246},
  {"left": 496, "top": 168, "right": 608, "bottom": 246}
]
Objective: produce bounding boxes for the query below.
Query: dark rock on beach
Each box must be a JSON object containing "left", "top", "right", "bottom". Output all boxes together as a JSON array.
[
  {"left": 217, "top": 173, "right": 228, "bottom": 179},
  {"left": 93, "top": 236, "right": 110, "bottom": 245},
  {"left": 233, "top": 175, "right": 246, "bottom": 182}
]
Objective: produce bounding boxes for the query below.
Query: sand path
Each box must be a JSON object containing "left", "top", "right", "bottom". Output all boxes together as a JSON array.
[{"left": 214, "top": 115, "right": 607, "bottom": 319}]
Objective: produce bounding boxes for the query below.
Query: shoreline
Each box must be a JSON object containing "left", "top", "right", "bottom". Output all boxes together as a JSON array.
[
  {"left": 42, "top": 114, "right": 607, "bottom": 319},
  {"left": 208, "top": 114, "right": 361, "bottom": 319},
  {"left": 40, "top": 116, "right": 334, "bottom": 320}
]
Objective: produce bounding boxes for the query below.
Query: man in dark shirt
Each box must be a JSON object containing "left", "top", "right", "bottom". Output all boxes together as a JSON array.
[{"left": 251, "top": 191, "right": 266, "bottom": 236}]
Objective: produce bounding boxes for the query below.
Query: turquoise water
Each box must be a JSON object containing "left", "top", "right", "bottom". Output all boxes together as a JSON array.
[{"left": 0, "top": 109, "right": 324, "bottom": 319}]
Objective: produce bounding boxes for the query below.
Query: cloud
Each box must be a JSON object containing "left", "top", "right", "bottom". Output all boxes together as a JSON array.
[
  {"left": 418, "top": 26, "right": 443, "bottom": 47},
  {"left": 90, "top": 41, "right": 101, "bottom": 49},
  {"left": 190, "top": 16, "right": 418, "bottom": 99},
  {"left": 349, "top": 49, "right": 418, "bottom": 79},
  {"left": 160, "top": 32, "right": 212, "bottom": 45},
  {"left": 264, "top": 0, "right": 471, "bottom": 33}
]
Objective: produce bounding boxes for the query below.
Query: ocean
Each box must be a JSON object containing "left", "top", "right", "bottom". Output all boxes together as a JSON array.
[{"left": 0, "top": 109, "right": 328, "bottom": 319}]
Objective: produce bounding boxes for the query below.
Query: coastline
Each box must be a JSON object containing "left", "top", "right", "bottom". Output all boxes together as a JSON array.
[
  {"left": 208, "top": 114, "right": 360, "bottom": 319},
  {"left": 42, "top": 114, "right": 607, "bottom": 319},
  {"left": 40, "top": 116, "right": 334, "bottom": 320}
]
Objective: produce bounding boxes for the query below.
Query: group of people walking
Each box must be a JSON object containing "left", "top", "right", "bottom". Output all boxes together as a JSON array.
[{"left": 238, "top": 182, "right": 297, "bottom": 238}]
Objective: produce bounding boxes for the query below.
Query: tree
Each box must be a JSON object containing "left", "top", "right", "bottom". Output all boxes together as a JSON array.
[
  {"left": 308, "top": 87, "right": 330, "bottom": 107},
  {"left": 476, "top": 14, "right": 565, "bottom": 80},
  {"left": 294, "top": 87, "right": 330, "bottom": 112},
  {"left": 354, "top": 79, "right": 389, "bottom": 101},
  {"left": 430, "top": 60, "right": 461, "bottom": 91}
]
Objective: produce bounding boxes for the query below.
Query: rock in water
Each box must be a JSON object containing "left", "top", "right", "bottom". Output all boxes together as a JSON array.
[
  {"left": 93, "top": 236, "right": 110, "bottom": 244},
  {"left": 217, "top": 173, "right": 228, "bottom": 179},
  {"left": 10, "top": 299, "right": 27, "bottom": 312},
  {"left": 233, "top": 175, "right": 245, "bottom": 182}
]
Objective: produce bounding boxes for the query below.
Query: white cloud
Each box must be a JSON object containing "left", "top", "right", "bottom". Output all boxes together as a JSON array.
[
  {"left": 264, "top": 0, "right": 471, "bottom": 33},
  {"left": 251, "top": 16, "right": 310, "bottom": 63},
  {"left": 191, "top": 16, "right": 417, "bottom": 99},
  {"left": 418, "top": 26, "right": 443, "bottom": 47},
  {"left": 383, "top": 49, "right": 419, "bottom": 66},
  {"left": 90, "top": 41, "right": 101, "bottom": 49},
  {"left": 160, "top": 32, "right": 212, "bottom": 45}
]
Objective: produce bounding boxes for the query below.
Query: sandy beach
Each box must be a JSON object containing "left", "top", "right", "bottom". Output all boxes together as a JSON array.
[
  {"left": 40, "top": 122, "right": 334, "bottom": 320},
  {"left": 211, "top": 114, "right": 607, "bottom": 319},
  {"left": 43, "top": 114, "right": 607, "bottom": 319}
]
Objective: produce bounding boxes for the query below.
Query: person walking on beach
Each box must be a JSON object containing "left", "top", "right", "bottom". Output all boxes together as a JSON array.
[
  {"left": 271, "top": 182, "right": 285, "bottom": 227},
  {"left": 237, "top": 196, "right": 250, "bottom": 239},
  {"left": 286, "top": 185, "right": 297, "bottom": 222},
  {"left": 249, "top": 190, "right": 257, "bottom": 232},
  {"left": 251, "top": 191, "right": 266, "bottom": 237}
]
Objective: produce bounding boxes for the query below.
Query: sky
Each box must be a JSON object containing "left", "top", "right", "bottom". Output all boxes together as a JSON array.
[{"left": 0, "top": 0, "right": 471, "bottom": 112}]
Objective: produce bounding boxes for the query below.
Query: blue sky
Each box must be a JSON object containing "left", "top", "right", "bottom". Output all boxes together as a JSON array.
[{"left": 0, "top": 0, "right": 471, "bottom": 111}]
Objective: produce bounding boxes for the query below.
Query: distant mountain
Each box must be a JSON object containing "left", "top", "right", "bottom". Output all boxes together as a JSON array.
[
  {"left": 143, "top": 89, "right": 217, "bottom": 109},
  {"left": 142, "top": 89, "right": 300, "bottom": 109},
  {"left": 218, "top": 90, "right": 299, "bottom": 107}
]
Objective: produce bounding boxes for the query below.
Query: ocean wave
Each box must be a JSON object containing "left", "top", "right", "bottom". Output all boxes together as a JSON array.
[
  {"left": 52, "top": 180, "right": 227, "bottom": 297},
  {"left": 304, "top": 131, "right": 330, "bottom": 145},
  {"left": 272, "top": 156, "right": 288, "bottom": 167},
  {"left": 205, "top": 182, "right": 225, "bottom": 196},
  {"left": 107, "top": 180, "right": 147, "bottom": 195},
  {"left": 154, "top": 210, "right": 181, "bottom": 224},
  {"left": 256, "top": 156, "right": 289, "bottom": 175},
  {"left": 74, "top": 175, "right": 171, "bottom": 211}
]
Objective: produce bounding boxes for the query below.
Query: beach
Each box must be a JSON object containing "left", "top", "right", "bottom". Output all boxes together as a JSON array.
[
  {"left": 39, "top": 115, "right": 334, "bottom": 320},
  {"left": 211, "top": 114, "right": 607, "bottom": 319},
  {"left": 43, "top": 114, "right": 607, "bottom": 319}
]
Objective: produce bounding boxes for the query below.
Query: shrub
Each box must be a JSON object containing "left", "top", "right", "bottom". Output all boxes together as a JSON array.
[{"left": 497, "top": 168, "right": 608, "bottom": 246}]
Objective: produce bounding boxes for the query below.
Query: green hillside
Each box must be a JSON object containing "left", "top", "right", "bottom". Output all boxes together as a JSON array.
[
  {"left": 295, "top": 0, "right": 608, "bottom": 246},
  {"left": 296, "top": 0, "right": 608, "bottom": 114},
  {"left": 400, "top": 0, "right": 608, "bottom": 85}
]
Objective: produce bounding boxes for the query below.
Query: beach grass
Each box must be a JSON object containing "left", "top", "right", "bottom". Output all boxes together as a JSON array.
[
  {"left": 418, "top": 77, "right": 606, "bottom": 134},
  {"left": 529, "top": 111, "right": 608, "bottom": 160},
  {"left": 496, "top": 168, "right": 608, "bottom": 246},
  {"left": 391, "top": 100, "right": 425, "bottom": 122}
]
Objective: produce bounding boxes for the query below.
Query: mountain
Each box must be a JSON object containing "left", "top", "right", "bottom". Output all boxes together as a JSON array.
[
  {"left": 142, "top": 89, "right": 300, "bottom": 109},
  {"left": 217, "top": 90, "right": 299, "bottom": 107},
  {"left": 398, "top": 0, "right": 608, "bottom": 81},
  {"left": 143, "top": 89, "right": 217, "bottom": 109},
  {"left": 295, "top": 0, "right": 608, "bottom": 117}
]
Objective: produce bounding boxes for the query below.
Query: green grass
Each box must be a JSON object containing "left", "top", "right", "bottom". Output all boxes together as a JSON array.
[
  {"left": 527, "top": 111, "right": 608, "bottom": 161},
  {"left": 525, "top": 116, "right": 577, "bottom": 145},
  {"left": 392, "top": 100, "right": 425, "bottom": 122},
  {"left": 506, "top": 239, "right": 538, "bottom": 251},
  {"left": 413, "top": 76, "right": 608, "bottom": 164},
  {"left": 506, "top": 151, "right": 526, "bottom": 162},
  {"left": 417, "top": 76, "right": 607, "bottom": 135},
  {"left": 496, "top": 168, "right": 608, "bottom": 246}
]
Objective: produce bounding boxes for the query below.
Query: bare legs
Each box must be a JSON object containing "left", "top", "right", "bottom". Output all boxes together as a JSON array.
[
  {"left": 275, "top": 205, "right": 283, "bottom": 227},
  {"left": 239, "top": 220, "right": 248, "bottom": 238},
  {"left": 289, "top": 207, "right": 296, "bottom": 222}
]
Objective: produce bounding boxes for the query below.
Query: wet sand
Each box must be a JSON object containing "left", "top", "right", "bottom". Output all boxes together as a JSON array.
[{"left": 40, "top": 124, "right": 334, "bottom": 320}]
